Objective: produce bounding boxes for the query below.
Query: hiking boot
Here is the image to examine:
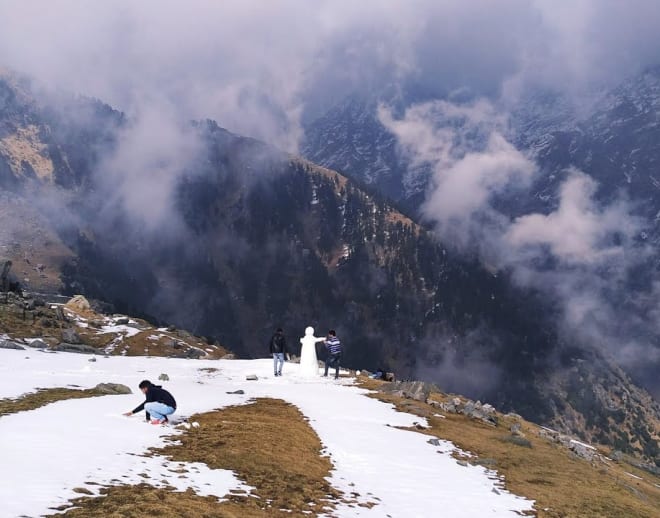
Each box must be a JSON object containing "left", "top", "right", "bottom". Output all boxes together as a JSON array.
[{"left": 151, "top": 418, "right": 166, "bottom": 425}]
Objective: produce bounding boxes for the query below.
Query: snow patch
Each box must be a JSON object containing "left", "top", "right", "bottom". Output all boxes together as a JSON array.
[{"left": 0, "top": 350, "right": 534, "bottom": 517}]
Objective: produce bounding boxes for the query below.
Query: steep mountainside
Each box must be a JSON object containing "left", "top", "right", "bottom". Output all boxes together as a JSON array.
[
  {"left": 0, "top": 74, "right": 657, "bottom": 463},
  {"left": 302, "top": 96, "right": 430, "bottom": 212}
]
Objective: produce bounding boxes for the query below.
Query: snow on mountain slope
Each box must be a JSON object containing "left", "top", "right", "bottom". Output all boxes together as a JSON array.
[{"left": 0, "top": 349, "right": 534, "bottom": 517}]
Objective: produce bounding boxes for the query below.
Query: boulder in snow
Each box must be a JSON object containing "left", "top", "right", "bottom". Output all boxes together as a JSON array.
[
  {"left": 53, "top": 343, "right": 99, "bottom": 355},
  {"left": 27, "top": 339, "right": 48, "bottom": 349},
  {"left": 94, "top": 383, "right": 132, "bottom": 395},
  {"left": 0, "top": 339, "right": 25, "bottom": 350}
]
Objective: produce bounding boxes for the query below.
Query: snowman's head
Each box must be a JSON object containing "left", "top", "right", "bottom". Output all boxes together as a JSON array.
[{"left": 305, "top": 326, "right": 314, "bottom": 336}]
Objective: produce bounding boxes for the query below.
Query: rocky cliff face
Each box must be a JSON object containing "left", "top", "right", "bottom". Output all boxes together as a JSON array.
[{"left": 0, "top": 74, "right": 657, "bottom": 464}]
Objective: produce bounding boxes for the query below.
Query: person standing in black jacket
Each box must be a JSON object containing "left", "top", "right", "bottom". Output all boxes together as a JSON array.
[
  {"left": 123, "top": 380, "right": 177, "bottom": 425},
  {"left": 269, "top": 327, "right": 288, "bottom": 377}
]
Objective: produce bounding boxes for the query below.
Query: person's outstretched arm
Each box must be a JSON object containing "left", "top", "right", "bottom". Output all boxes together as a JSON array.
[{"left": 124, "top": 399, "right": 146, "bottom": 416}]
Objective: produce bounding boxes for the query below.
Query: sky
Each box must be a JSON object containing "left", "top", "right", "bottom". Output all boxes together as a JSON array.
[{"left": 1, "top": 1, "right": 660, "bottom": 151}]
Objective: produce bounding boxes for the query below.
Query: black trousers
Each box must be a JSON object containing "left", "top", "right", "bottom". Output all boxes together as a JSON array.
[{"left": 324, "top": 353, "right": 341, "bottom": 378}]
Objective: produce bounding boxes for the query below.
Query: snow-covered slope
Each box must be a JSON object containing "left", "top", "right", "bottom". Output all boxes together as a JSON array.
[{"left": 0, "top": 349, "right": 534, "bottom": 517}]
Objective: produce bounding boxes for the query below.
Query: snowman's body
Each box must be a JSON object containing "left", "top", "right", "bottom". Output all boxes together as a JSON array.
[{"left": 299, "top": 326, "right": 325, "bottom": 377}]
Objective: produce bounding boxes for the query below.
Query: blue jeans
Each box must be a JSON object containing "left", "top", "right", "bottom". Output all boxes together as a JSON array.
[
  {"left": 325, "top": 353, "right": 341, "bottom": 378},
  {"left": 144, "top": 402, "right": 175, "bottom": 421},
  {"left": 273, "top": 352, "right": 285, "bottom": 374}
]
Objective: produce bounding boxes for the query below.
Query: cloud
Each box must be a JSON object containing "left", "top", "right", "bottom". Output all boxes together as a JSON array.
[
  {"left": 505, "top": 170, "right": 641, "bottom": 264},
  {"left": 1, "top": 1, "right": 660, "bottom": 150},
  {"left": 94, "top": 98, "right": 203, "bottom": 231},
  {"left": 381, "top": 91, "right": 659, "bottom": 396},
  {"left": 379, "top": 100, "right": 535, "bottom": 248}
]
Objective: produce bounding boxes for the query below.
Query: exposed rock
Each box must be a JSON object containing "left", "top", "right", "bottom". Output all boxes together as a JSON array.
[
  {"left": 114, "top": 317, "right": 129, "bottom": 325},
  {"left": 611, "top": 451, "right": 660, "bottom": 476},
  {"left": 537, "top": 427, "right": 607, "bottom": 463},
  {"left": 246, "top": 374, "right": 258, "bottom": 381},
  {"left": 27, "top": 339, "right": 48, "bottom": 349},
  {"left": 88, "top": 357, "right": 97, "bottom": 362},
  {"left": 221, "top": 353, "right": 236, "bottom": 360},
  {"left": 53, "top": 343, "right": 99, "bottom": 354},
  {"left": 66, "top": 295, "right": 91, "bottom": 312},
  {"left": 94, "top": 383, "right": 132, "bottom": 395},
  {"left": 438, "top": 401, "right": 457, "bottom": 413},
  {"left": 227, "top": 389, "right": 245, "bottom": 395},
  {"left": 569, "top": 440, "right": 597, "bottom": 462},
  {"left": 184, "top": 348, "right": 204, "bottom": 359},
  {"left": 61, "top": 328, "right": 82, "bottom": 344},
  {"left": 510, "top": 423, "right": 525, "bottom": 437},
  {"left": 158, "top": 373, "right": 170, "bottom": 381},
  {"left": 427, "top": 438, "right": 441, "bottom": 446},
  {"left": 0, "top": 339, "right": 25, "bottom": 350},
  {"left": 461, "top": 400, "right": 498, "bottom": 426},
  {"left": 381, "top": 381, "right": 438, "bottom": 402}
]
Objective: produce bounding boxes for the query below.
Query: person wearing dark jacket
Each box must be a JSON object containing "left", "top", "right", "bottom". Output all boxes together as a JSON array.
[
  {"left": 123, "top": 380, "right": 177, "bottom": 425},
  {"left": 269, "top": 327, "right": 288, "bottom": 376}
]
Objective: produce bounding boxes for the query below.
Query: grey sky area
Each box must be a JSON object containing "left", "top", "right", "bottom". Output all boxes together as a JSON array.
[{"left": 1, "top": 1, "right": 659, "bottom": 150}]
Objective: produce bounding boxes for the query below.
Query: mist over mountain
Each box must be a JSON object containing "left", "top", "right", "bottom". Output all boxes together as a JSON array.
[
  {"left": 0, "top": 1, "right": 659, "bottom": 463},
  {"left": 303, "top": 67, "right": 660, "bottom": 405}
]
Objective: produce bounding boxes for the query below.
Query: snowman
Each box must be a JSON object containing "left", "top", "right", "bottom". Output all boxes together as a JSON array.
[{"left": 299, "top": 326, "right": 326, "bottom": 377}]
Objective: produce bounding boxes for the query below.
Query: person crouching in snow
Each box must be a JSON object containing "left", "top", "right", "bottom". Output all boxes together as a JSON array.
[{"left": 123, "top": 380, "right": 177, "bottom": 425}]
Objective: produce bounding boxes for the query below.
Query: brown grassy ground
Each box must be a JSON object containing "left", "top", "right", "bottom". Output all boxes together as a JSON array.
[
  {"left": 0, "top": 387, "right": 114, "bottom": 417},
  {"left": 359, "top": 378, "right": 660, "bottom": 518},
  {"left": 50, "top": 398, "right": 342, "bottom": 517}
]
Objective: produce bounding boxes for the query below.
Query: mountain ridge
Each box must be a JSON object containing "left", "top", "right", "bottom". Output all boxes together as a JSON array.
[{"left": 0, "top": 75, "right": 657, "bottom": 464}]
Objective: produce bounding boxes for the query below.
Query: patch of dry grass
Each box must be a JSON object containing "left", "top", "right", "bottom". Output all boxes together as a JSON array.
[
  {"left": 50, "top": 398, "right": 342, "bottom": 517},
  {"left": 360, "top": 378, "right": 660, "bottom": 518},
  {"left": 0, "top": 387, "right": 112, "bottom": 417}
]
